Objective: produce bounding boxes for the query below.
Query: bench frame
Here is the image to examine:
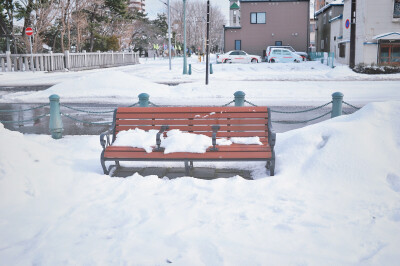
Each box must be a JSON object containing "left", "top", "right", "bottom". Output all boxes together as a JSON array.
[{"left": 100, "top": 107, "right": 276, "bottom": 177}]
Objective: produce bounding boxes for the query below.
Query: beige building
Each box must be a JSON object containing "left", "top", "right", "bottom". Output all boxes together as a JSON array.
[{"left": 224, "top": 0, "right": 310, "bottom": 58}]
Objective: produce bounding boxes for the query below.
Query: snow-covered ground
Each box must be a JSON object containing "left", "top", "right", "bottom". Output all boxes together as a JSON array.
[
  {"left": 1, "top": 57, "right": 400, "bottom": 106},
  {"left": 1, "top": 101, "right": 400, "bottom": 264},
  {"left": 1, "top": 57, "right": 400, "bottom": 264}
]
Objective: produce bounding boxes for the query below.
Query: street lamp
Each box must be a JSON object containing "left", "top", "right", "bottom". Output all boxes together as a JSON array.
[{"left": 182, "top": 0, "right": 188, "bottom": 74}]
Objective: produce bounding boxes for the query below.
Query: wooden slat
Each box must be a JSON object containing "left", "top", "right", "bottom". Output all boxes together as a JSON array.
[
  {"left": 114, "top": 131, "right": 267, "bottom": 138},
  {"left": 116, "top": 125, "right": 268, "bottom": 132},
  {"left": 105, "top": 150, "right": 271, "bottom": 159},
  {"left": 116, "top": 118, "right": 268, "bottom": 126},
  {"left": 117, "top": 106, "right": 268, "bottom": 113},
  {"left": 107, "top": 144, "right": 270, "bottom": 152},
  {"left": 116, "top": 112, "right": 267, "bottom": 119}
]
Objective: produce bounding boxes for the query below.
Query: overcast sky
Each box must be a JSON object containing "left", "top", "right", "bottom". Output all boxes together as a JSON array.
[{"left": 146, "top": 0, "right": 230, "bottom": 20}]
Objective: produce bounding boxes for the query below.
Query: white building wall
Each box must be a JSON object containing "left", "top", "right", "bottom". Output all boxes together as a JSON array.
[{"left": 330, "top": 19, "right": 342, "bottom": 58}]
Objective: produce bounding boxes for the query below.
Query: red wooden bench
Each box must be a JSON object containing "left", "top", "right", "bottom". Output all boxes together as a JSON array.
[{"left": 100, "top": 106, "right": 276, "bottom": 177}]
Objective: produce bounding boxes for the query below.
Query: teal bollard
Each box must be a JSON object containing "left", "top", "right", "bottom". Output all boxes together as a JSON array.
[
  {"left": 188, "top": 64, "right": 192, "bottom": 75},
  {"left": 234, "top": 91, "right": 246, "bottom": 106},
  {"left": 138, "top": 93, "right": 149, "bottom": 107},
  {"left": 331, "top": 92, "right": 344, "bottom": 118},
  {"left": 49, "top": 94, "right": 63, "bottom": 139},
  {"left": 210, "top": 63, "right": 213, "bottom": 74}
]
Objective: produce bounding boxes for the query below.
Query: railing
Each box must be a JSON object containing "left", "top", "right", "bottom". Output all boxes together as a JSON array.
[
  {"left": 309, "top": 52, "right": 335, "bottom": 68},
  {"left": 0, "top": 91, "right": 362, "bottom": 139},
  {"left": 0, "top": 50, "right": 139, "bottom": 72}
]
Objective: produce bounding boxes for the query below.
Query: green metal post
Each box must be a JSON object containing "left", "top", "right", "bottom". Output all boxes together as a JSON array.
[
  {"left": 210, "top": 63, "right": 213, "bottom": 74},
  {"left": 188, "top": 64, "right": 192, "bottom": 75},
  {"left": 138, "top": 93, "right": 150, "bottom": 107},
  {"left": 331, "top": 92, "right": 344, "bottom": 118},
  {"left": 182, "top": 0, "right": 188, "bottom": 74},
  {"left": 49, "top": 94, "right": 63, "bottom": 139},
  {"left": 234, "top": 91, "right": 245, "bottom": 106}
]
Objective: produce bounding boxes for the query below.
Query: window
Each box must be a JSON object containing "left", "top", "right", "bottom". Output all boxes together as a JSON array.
[
  {"left": 379, "top": 43, "right": 400, "bottom": 65},
  {"left": 271, "top": 49, "right": 282, "bottom": 55},
  {"left": 339, "top": 43, "right": 346, "bottom": 58},
  {"left": 275, "top": 41, "right": 282, "bottom": 46},
  {"left": 394, "top": 0, "right": 400, "bottom": 18},
  {"left": 235, "top": 40, "right": 241, "bottom": 50},
  {"left": 321, "top": 40, "right": 325, "bottom": 50},
  {"left": 282, "top": 50, "right": 291, "bottom": 56},
  {"left": 230, "top": 51, "right": 239, "bottom": 55},
  {"left": 323, "top": 14, "right": 327, "bottom": 24},
  {"left": 250, "top": 12, "right": 266, "bottom": 24},
  {"left": 310, "top": 24, "right": 315, "bottom": 32},
  {"left": 239, "top": 51, "right": 246, "bottom": 55}
]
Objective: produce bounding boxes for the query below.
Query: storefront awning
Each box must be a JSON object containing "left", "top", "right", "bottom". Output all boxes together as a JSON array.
[{"left": 373, "top": 32, "right": 400, "bottom": 40}]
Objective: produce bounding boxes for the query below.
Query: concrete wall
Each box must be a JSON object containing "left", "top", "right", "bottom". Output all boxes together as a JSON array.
[
  {"left": 340, "top": 0, "right": 400, "bottom": 65},
  {"left": 224, "top": 1, "right": 310, "bottom": 57}
]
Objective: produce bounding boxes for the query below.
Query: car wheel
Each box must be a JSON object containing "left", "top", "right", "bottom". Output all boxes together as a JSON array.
[
  {"left": 251, "top": 58, "right": 258, "bottom": 63},
  {"left": 294, "top": 59, "right": 300, "bottom": 63},
  {"left": 269, "top": 59, "right": 275, "bottom": 63}
]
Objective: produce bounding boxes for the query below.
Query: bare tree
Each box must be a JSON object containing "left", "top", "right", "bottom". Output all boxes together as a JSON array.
[{"left": 170, "top": 0, "right": 226, "bottom": 53}]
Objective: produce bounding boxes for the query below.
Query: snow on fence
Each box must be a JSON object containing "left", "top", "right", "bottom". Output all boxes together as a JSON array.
[{"left": 0, "top": 51, "right": 139, "bottom": 72}]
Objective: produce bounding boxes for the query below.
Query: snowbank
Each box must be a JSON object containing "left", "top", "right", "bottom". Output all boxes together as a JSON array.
[{"left": 0, "top": 101, "right": 399, "bottom": 264}]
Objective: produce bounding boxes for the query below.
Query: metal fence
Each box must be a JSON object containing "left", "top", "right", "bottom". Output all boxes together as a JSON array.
[{"left": 0, "top": 50, "right": 140, "bottom": 72}]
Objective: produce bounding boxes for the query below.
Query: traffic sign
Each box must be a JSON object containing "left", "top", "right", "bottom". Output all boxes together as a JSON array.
[
  {"left": 345, "top": 19, "right": 350, "bottom": 29},
  {"left": 25, "top": 27, "right": 34, "bottom": 36}
]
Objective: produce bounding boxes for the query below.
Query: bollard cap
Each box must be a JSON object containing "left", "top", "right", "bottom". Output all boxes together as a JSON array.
[
  {"left": 332, "top": 92, "right": 344, "bottom": 99},
  {"left": 49, "top": 94, "right": 60, "bottom": 101},
  {"left": 138, "top": 93, "right": 149, "bottom": 100},
  {"left": 234, "top": 91, "right": 246, "bottom": 98}
]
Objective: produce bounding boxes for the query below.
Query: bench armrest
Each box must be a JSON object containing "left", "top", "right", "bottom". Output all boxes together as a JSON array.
[
  {"left": 210, "top": 125, "right": 220, "bottom": 151},
  {"left": 156, "top": 125, "right": 169, "bottom": 151},
  {"left": 268, "top": 128, "right": 276, "bottom": 147},
  {"left": 100, "top": 127, "right": 114, "bottom": 149}
]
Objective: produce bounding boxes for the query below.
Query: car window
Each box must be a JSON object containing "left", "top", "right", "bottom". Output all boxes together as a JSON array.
[
  {"left": 239, "top": 51, "right": 246, "bottom": 55},
  {"left": 282, "top": 50, "right": 291, "bottom": 55},
  {"left": 230, "top": 51, "right": 239, "bottom": 55},
  {"left": 271, "top": 49, "right": 281, "bottom": 55}
]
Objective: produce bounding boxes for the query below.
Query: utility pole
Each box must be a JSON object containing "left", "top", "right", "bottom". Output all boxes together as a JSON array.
[
  {"left": 205, "top": 0, "right": 210, "bottom": 85},
  {"left": 168, "top": 0, "right": 172, "bottom": 70},
  {"left": 182, "top": 0, "right": 188, "bottom": 74},
  {"left": 349, "top": 0, "right": 357, "bottom": 68}
]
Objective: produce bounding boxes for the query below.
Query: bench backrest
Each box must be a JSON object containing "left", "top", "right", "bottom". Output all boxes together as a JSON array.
[{"left": 113, "top": 106, "right": 270, "bottom": 143}]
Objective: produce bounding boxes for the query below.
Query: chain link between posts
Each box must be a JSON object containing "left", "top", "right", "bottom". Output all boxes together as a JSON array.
[
  {"left": 270, "top": 101, "right": 333, "bottom": 114},
  {"left": 272, "top": 111, "right": 332, "bottom": 124},
  {"left": 342, "top": 101, "right": 361, "bottom": 110},
  {"left": 61, "top": 113, "right": 113, "bottom": 125}
]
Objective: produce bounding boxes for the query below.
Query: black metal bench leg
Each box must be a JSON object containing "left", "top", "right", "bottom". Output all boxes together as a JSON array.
[
  {"left": 184, "top": 160, "right": 190, "bottom": 176},
  {"left": 190, "top": 161, "right": 194, "bottom": 169},
  {"left": 269, "top": 159, "right": 275, "bottom": 176},
  {"left": 100, "top": 150, "right": 109, "bottom": 175}
]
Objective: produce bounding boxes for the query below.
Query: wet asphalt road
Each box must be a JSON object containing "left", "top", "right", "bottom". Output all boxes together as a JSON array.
[{"left": 0, "top": 85, "right": 361, "bottom": 135}]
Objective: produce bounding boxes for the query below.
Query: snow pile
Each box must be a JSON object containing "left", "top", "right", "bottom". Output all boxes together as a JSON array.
[
  {"left": 112, "top": 128, "right": 262, "bottom": 154},
  {"left": 1, "top": 71, "right": 171, "bottom": 103},
  {"left": 113, "top": 128, "right": 161, "bottom": 153},
  {"left": 1, "top": 101, "right": 400, "bottom": 264}
]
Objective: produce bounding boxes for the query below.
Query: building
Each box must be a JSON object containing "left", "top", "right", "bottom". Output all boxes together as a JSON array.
[
  {"left": 129, "top": 0, "right": 145, "bottom": 12},
  {"left": 224, "top": 0, "right": 310, "bottom": 58},
  {"left": 322, "top": 0, "right": 400, "bottom": 65},
  {"left": 314, "top": 0, "right": 344, "bottom": 53}
]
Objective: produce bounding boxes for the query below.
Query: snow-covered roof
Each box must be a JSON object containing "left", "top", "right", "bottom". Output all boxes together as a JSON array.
[
  {"left": 372, "top": 32, "right": 400, "bottom": 40},
  {"left": 315, "top": 0, "right": 344, "bottom": 16}
]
